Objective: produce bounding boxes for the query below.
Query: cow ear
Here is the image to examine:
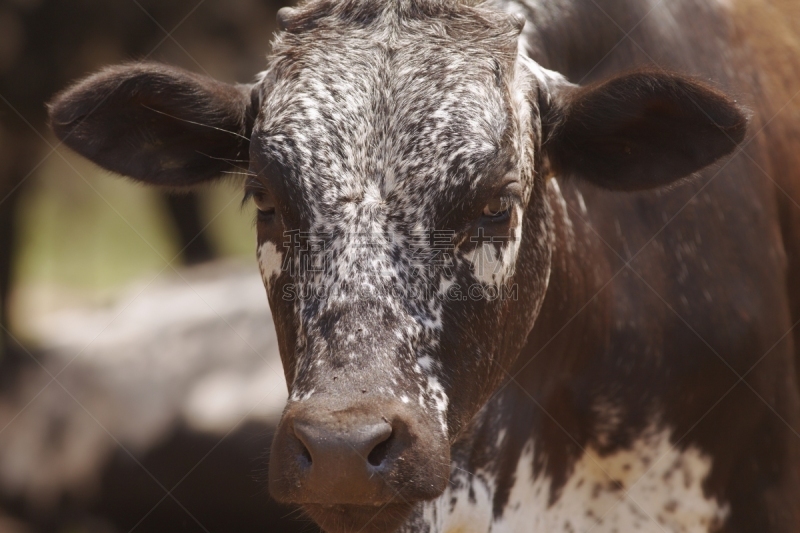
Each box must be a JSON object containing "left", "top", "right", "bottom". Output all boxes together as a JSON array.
[
  {"left": 539, "top": 70, "right": 747, "bottom": 191},
  {"left": 48, "top": 62, "right": 257, "bottom": 188}
]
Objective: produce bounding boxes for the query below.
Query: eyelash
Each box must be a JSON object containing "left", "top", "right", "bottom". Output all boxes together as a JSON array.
[
  {"left": 241, "top": 189, "right": 255, "bottom": 206},
  {"left": 241, "top": 178, "right": 262, "bottom": 205},
  {"left": 483, "top": 195, "right": 513, "bottom": 217}
]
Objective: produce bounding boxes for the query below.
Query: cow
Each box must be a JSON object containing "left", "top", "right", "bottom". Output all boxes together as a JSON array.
[{"left": 47, "top": 0, "right": 800, "bottom": 532}]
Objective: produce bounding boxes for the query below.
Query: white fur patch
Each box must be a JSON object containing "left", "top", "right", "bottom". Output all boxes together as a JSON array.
[
  {"left": 426, "top": 428, "right": 728, "bottom": 533},
  {"left": 460, "top": 204, "right": 524, "bottom": 288},
  {"left": 257, "top": 241, "right": 283, "bottom": 287}
]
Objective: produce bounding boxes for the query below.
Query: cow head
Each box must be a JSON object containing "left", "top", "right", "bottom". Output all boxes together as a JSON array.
[{"left": 49, "top": 1, "right": 745, "bottom": 531}]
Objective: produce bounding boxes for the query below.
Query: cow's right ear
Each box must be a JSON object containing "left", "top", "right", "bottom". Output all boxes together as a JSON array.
[{"left": 48, "top": 62, "right": 258, "bottom": 188}]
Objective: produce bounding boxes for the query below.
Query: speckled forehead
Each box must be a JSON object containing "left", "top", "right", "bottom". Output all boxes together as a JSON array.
[{"left": 252, "top": 33, "right": 515, "bottom": 206}]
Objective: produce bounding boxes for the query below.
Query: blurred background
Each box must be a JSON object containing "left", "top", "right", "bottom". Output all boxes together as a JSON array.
[{"left": 0, "top": 1, "right": 314, "bottom": 531}]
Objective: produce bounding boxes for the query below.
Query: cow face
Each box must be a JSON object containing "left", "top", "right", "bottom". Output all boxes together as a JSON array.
[
  {"left": 253, "top": 5, "right": 550, "bottom": 530},
  {"left": 48, "top": 1, "right": 745, "bottom": 532},
  {"left": 249, "top": 7, "right": 553, "bottom": 531}
]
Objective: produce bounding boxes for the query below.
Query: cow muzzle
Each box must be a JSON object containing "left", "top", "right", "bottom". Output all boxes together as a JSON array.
[{"left": 269, "top": 395, "right": 449, "bottom": 531}]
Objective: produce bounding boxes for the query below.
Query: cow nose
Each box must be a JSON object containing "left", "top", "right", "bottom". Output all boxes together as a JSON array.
[
  {"left": 281, "top": 413, "right": 401, "bottom": 504},
  {"left": 294, "top": 418, "right": 394, "bottom": 471},
  {"left": 269, "top": 398, "right": 449, "bottom": 506}
]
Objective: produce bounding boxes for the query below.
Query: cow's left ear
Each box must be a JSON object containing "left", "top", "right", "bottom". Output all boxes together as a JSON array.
[
  {"left": 48, "top": 62, "right": 258, "bottom": 188},
  {"left": 539, "top": 70, "right": 747, "bottom": 191}
]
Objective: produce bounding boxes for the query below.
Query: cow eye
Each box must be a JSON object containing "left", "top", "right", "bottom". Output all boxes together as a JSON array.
[
  {"left": 482, "top": 196, "right": 512, "bottom": 221},
  {"left": 253, "top": 191, "right": 276, "bottom": 216},
  {"left": 245, "top": 177, "right": 279, "bottom": 222}
]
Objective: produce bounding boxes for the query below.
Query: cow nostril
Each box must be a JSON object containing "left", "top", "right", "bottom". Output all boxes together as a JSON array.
[
  {"left": 299, "top": 441, "right": 312, "bottom": 466},
  {"left": 367, "top": 430, "right": 393, "bottom": 467}
]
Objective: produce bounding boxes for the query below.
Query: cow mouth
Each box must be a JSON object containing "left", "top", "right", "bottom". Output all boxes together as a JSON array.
[{"left": 303, "top": 502, "right": 414, "bottom": 533}]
